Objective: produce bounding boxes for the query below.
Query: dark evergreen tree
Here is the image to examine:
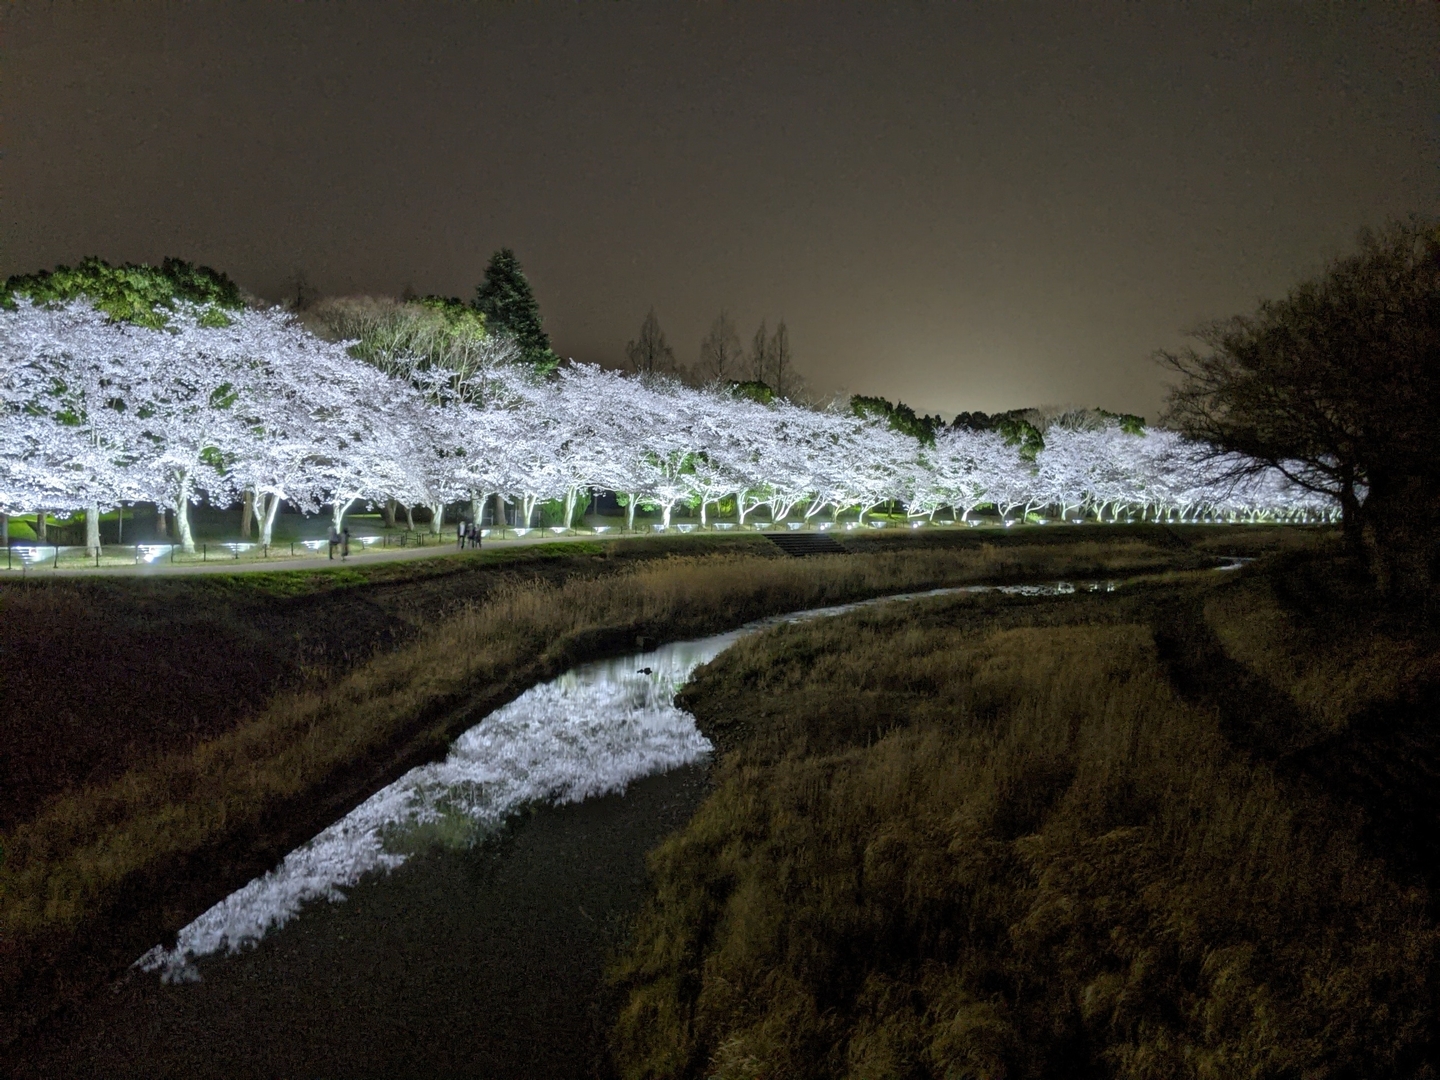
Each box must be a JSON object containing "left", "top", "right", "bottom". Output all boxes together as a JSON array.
[
  {"left": 849, "top": 394, "right": 944, "bottom": 447},
  {"left": 949, "top": 408, "right": 1048, "bottom": 460},
  {"left": 473, "top": 248, "right": 557, "bottom": 372}
]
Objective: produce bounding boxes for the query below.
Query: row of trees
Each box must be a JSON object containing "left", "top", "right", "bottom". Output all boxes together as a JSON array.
[
  {"left": 628, "top": 309, "right": 803, "bottom": 400},
  {"left": 1, "top": 286, "right": 1328, "bottom": 556}
]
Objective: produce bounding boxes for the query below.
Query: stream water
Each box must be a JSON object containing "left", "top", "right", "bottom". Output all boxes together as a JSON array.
[{"left": 15, "top": 579, "right": 1113, "bottom": 1079}]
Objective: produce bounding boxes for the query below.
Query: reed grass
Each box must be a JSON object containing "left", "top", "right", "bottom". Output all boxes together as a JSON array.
[
  {"left": 610, "top": 579, "right": 1438, "bottom": 1079},
  {"left": 0, "top": 540, "right": 1186, "bottom": 955},
  {"left": 1205, "top": 562, "right": 1440, "bottom": 737}
]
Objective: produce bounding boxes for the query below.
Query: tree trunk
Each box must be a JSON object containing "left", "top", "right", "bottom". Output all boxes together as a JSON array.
[
  {"left": 241, "top": 490, "right": 254, "bottom": 539},
  {"left": 1, "top": 512, "right": 8, "bottom": 546},
  {"left": 333, "top": 498, "right": 357, "bottom": 533},
  {"left": 1359, "top": 473, "right": 1440, "bottom": 603},
  {"left": 175, "top": 495, "right": 195, "bottom": 554},
  {"left": 428, "top": 501, "right": 444, "bottom": 535},
  {"left": 35, "top": 512, "right": 47, "bottom": 543},
  {"left": 405, "top": 504, "right": 416, "bottom": 531},
  {"left": 383, "top": 498, "right": 398, "bottom": 529},
  {"left": 86, "top": 503, "right": 101, "bottom": 557},
  {"left": 259, "top": 493, "right": 282, "bottom": 546},
  {"left": 1339, "top": 476, "right": 1364, "bottom": 561},
  {"left": 625, "top": 495, "right": 637, "bottom": 531}
]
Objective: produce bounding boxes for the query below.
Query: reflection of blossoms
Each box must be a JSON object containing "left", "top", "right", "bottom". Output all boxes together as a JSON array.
[
  {"left": 133, "top": 581, "right": 1087, "bottom": 982},
  {"left": 0, "top": 298, "right": 1334, "bottom": 540}
]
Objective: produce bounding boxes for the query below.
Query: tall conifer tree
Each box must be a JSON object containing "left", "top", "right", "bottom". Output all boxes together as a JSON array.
[{"left": 473, "top": 248, "right": 557, "bottom": 372}]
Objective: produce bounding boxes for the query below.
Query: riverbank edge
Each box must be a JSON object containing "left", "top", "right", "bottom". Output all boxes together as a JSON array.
[{"left": 0, "top": 534, "right": 1303, "bottom": 1051}]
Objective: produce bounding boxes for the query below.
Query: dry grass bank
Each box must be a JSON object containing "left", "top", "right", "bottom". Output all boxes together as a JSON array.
[
  {"left": 611, "top": 571, "right": 1440, "bottom": 1079},
  {"left": 0, "top": 537, "right": 1206, "bottom": 1043},
  {"left": 0, "top": 534, "right": 770, "bottom": 831},
  {"left": 1205, "top": 557, "right": 1440, "bottom": 736}
]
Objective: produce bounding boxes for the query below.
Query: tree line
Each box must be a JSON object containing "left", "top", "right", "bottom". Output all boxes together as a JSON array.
[
  {"left": 626, "top": 308, "right": 803, "bottom": 400},
  {"left": 0, "top": 274, "right": 1327, "bottom": 560},
  {"left": 11, "top": 221, "right": 1431, "bottom": 598}
]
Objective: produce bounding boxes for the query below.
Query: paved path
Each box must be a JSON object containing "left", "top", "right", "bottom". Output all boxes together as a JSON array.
[
  {"left": 0, "top": 525, "right": 783, "bottom": 577},
  {"left": 0, "top": 530, "right": 601, "bottom": 577}
]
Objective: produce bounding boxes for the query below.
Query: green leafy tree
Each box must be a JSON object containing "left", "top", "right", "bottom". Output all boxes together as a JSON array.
[
  {"left": 2, "top": 256, "right": 242, "bottom": 328},
  {"left": 993, "top": 414, "right": 1046, "bottom": 462},
  {"left": 729, "top": 380, "right": 775, "bottom": 405},
  {"left": 308, "top": 294, "right": 508, "bottom": 406},
  {"left": 473, "top": 248, "right": 557, "bottom": 372},
  {"left": 1100, "top": 409, "right": 1147, "bottom": 436},
  {"left": 951, "top": 408, "right": 1047, "bottom": 460},
  {"left": 849, "top": 394, "right": 944, "bottom": 447}
]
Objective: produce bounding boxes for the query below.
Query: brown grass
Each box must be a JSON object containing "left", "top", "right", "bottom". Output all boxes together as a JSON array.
[
  {"left": 0, "top": 540, "right": 1189, "bottom": 956},
  {"left": 1205, "top": 560, "right": 1440, "bottom": 736},
  {"left": 610, "top": 576, "right": 1439, "bottom": 1079}
]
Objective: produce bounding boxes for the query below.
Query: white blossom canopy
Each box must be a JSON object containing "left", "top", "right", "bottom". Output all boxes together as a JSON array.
[{"left": 0, "top": 299, "right": 1336, "bottom": 536}]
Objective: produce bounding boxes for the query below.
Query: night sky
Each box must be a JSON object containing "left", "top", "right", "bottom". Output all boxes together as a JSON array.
[{"left": 6, "top": 2, "right": 1438, "bottom": 420}]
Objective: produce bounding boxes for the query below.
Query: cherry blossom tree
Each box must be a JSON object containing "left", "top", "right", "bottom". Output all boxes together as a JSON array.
[{"left": 1, "top": 293, "right": 1338, "bottom": 558}]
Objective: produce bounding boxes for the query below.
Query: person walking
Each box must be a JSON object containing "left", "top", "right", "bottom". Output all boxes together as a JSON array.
[
  {"left": 328, "top": 524, "right": 339, "bottom": 560},
  {"left": 457, "top": 520, "right": 468, "bottom": 550},
  {"left": 341, "top": 526, "right": 351, "bottom": 559}
]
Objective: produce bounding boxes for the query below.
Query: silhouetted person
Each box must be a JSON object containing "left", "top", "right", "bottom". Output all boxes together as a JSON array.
[
  {"left": 341, "top": 527, "right": 351, "bottom": 559},
  {"left": 328, "top": 524, "right": 339, "bottom": 559}
]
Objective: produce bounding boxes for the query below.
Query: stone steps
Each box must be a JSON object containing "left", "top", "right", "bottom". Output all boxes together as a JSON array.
[{"left": 763, "top": 531, "right": 849, "bottom": 557}]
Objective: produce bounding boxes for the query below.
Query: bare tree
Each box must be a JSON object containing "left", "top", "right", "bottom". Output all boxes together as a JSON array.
[
  {"left": 771, "top": 319, "right": 799, "bottom": 399},
  {"left": 285, "top": 269, "right": 319, "bottom": 313},
  {"left": 698, "top": 310, "right": 744, "bottom": 383},
  {"left": 748, "top": 319, "right": 771, "bottom": 385},
  {"left": 626, "top": 307, "right": 677, "bottom": 375},
  {"left": 742, "top": 318, "right": 803, "bottom": 399},
  {"left": 1160, "top": 217, "right": 1440, "bottom": 598}
]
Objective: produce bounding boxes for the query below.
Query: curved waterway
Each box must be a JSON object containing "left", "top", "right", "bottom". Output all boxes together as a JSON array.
[
  {"left": 15, "top": 579, "right": 1115, "bottom": 1080},
  {"left": 139, "top": 579, "right": 1103, "bottom": 983}
]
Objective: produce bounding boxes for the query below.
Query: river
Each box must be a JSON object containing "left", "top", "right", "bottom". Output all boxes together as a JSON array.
[{"left": 12, "top": 581, "right": 1108, "bottom": 1079}]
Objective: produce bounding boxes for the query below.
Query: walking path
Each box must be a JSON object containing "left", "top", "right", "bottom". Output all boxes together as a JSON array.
[
  {"left": 0, "top": 528, "right": 606, "bottom": 577},
  {"left": 0, "top": 522, "right": 894, "bottom": 578}
]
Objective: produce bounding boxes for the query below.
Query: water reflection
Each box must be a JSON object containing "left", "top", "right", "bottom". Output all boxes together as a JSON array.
[{"left": 137, "top": 580, "right": 1099, "bottom": 981}]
